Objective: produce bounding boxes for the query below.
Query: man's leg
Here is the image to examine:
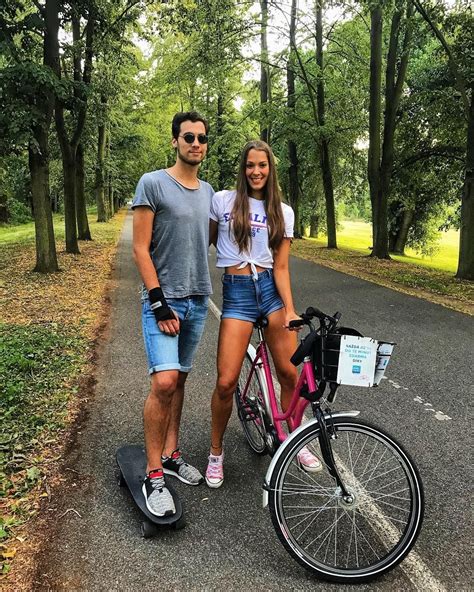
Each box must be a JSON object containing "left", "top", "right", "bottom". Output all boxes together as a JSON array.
[
  {"left": 160, "top": 370, "right": 203, "bottom": 485},
  {"left": 160, "top": 296, "right": 208, "bottom": 485},
  {"left": 144, "top": 370, "right": 179, "bottom": 472},
  {"left": 142, "top": 370, "right": 179, "bottom": 517},
  {"left": 163, "top": 371, "right": 187, "bottom": 457}
]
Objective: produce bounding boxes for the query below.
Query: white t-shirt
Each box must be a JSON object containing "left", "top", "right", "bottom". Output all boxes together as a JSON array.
[{"left": 209, "top": 189, "right": 294, "bottom": 270}]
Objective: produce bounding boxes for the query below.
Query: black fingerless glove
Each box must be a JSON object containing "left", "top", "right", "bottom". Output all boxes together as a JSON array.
[{"left": 148, "top": 287, "right": 175, "bottom": 322}]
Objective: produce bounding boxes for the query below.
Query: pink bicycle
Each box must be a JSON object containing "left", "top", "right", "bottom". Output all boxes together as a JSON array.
[{"left": 234, "top": 307, "right": 424, "bottom": 583}]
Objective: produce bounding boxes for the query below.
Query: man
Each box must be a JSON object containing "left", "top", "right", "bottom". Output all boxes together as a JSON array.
[{"left": 132, "top": 112, "right": 214, "bottom": 516}]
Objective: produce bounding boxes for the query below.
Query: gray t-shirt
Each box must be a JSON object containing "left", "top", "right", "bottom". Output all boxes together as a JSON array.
[{"left": 132, "top": 169, "right": 214, "bottom": 298}]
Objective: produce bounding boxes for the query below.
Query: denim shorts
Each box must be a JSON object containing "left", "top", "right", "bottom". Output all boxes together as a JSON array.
[
  {"left": 142, "top": 295, "right": 209, "bottom": 374},
  {"left": 221, "top": 269, "right": 284, "bottom": 323}
]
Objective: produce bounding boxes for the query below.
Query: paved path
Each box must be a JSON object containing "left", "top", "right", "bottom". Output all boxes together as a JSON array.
[{"left": 35, "top": 211, "right": 472, "bottom": 591}]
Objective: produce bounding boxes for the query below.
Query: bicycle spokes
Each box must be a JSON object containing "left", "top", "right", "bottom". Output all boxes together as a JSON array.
[{"left": 268, "top": 419, "right": 423, "bottom": 582}]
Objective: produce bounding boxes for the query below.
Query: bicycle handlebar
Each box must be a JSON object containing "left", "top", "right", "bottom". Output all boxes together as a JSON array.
[{"left": 288, "top": 307, "right": 341, "bottom": 330}]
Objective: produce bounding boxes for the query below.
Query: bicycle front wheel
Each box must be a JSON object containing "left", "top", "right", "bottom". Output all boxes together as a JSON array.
[
  {"left": 268, "top": 418, "right": 424, "bottom": 583},
  {"left": 234, "top": 352, "right": 268, "bottom": 455}
]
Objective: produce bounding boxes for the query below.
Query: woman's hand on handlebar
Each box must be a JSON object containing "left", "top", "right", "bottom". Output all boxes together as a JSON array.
[{"left": 284, "top": 311, "right": 304, "bottom": 332}]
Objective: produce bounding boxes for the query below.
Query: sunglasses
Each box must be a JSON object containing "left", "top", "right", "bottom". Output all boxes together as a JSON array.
[{"left": 179, "top": 133, "right": 209, "bottom": 145}]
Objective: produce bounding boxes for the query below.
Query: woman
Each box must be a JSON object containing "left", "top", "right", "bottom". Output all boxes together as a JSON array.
[{"left": 205, "top": 140, "right": 321, "bottom": 488}]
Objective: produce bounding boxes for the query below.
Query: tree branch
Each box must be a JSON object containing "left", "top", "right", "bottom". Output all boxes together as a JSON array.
[
  {"left": 32, "top": 0, "right": 46, "bottom": 16},
  {"left": 394, "top": 146, "right": 465, "bottom": 175},
  {"left": 412, "top": 0, "right": 469, "bottom": 118}
]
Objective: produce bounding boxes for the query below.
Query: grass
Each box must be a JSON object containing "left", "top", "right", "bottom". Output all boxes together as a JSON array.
[
  {"left": 311, "top": 220, "right": 460, "bottom": 273},
  {"left": 0, "top": 209, "right": 126, "bottom": 575},
  {"left": 0, "top": 324, "right": 86, "bottom": 540},
  {"left": 294, "top": 221, "right": 472, "bottom": 315}
]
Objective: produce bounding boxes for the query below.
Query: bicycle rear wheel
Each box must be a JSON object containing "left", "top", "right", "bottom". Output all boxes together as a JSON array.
[
  {"left": 234, "top": 352, "right": 268, "bottom": 455},
  {"left": 268, "top": 418, "right": 424, "bottom": 583}
]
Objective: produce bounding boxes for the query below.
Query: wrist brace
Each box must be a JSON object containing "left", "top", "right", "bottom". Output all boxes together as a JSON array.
[{"left": 148, "top": 287, "right": 174, "bottom": 322}]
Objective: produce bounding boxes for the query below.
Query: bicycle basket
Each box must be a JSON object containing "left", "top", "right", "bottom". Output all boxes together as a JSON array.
[{"left": 313, "top": 327, "right": 363, "bottom": 383}]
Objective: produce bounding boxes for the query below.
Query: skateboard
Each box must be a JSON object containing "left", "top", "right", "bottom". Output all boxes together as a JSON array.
[{"left": 116, "top": 444, "right": 185, "bottom": 537}]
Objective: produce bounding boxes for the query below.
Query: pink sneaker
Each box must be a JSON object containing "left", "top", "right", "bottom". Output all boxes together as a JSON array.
[
  {"left": 205, "top": 452, "right": 224, "bottom": 488},
  {"left": 297, "top": 446, "right": 323, "bottom": 473}
]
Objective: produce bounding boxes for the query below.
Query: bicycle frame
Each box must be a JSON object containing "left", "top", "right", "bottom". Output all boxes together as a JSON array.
[{"left": 242, "top": 326, "right": 318, "bottom": 444}]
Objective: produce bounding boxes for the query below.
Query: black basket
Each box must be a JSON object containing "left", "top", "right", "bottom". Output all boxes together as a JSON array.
[{"left": 313, "top": 327, "right": 363, "bottom": 382}]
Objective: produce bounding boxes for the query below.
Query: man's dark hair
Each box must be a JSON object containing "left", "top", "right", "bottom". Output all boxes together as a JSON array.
[{"left": 172, "top": 111, "right": 209, "bottom": 139}]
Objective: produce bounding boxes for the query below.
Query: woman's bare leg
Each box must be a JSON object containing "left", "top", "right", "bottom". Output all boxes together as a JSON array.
[
  {"left": 264, "top": 307, "right": 298, "bottom": 415},
  {"left": 210, "top": 318, "right": 254, "bottom": 454}
]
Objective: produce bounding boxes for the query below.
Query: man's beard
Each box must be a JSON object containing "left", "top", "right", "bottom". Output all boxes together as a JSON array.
[{"left": 177, "top": 147, "right": 204, "bottom": 166}]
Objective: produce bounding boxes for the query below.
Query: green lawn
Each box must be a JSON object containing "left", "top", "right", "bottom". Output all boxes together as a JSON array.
[
  {"left": 308, "top": 220, "right": 459, "bottom": 273},
  {"left": 0, "top": 219, "right": 41, "bottom": 244},
  {"left": 0, "top": 208, "right": 118, "bottom": 247}
]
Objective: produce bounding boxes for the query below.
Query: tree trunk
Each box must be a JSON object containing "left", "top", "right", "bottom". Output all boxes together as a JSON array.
[
  {"left": 288, "top": 141, "right": 301, "bottom": 237},
  {"left": 320, "top": 140, "right": 337, "bottom": 247},
  {"left": 260, "top": 0, "right": 270, "bottom": 143},
  {"left": 108, "top": 171, "right": 114, "bottom": 216},
  {"left": 392, "top": 207, "right": 414, "bottom": 255},
  {"left": 456, "top": 94, "right": 474, "bottom": 280},
  {"left": 0, "top": 183, "right": 8, "bottom": 223},
  {"left": 25, "top": 0, "right": 60, "bottom": 273},
  {"left": 310, "top": 212, "right": 319, "bottom": 238},
  {"left": 45, "top": 0, "right": 80, "bottom": 254},
  {"left": 316, "top": 1, "right": 337, "bottom": 249},
  {"left": 28, "top": 137, "right": 59, "bottom": 273},
  {"left": 372, "top": 2, "right": 412, "bottom": 259},
  {"left": 61, "top": 149, "right": 80, "bottom": 253},
  {"left": 286, "top": 0, "right": 301, "bottom": 236},
  {"left": 368, "top": 4, "right": 383, "bottom": 251},
  {"left": 216, "top": 94, "right": 226, "bottom": 190},
  {"left": 95, "top": 120, "right": 108, "bottom": 222},
  {"left": 46, "top": 5, "right": 94, "bottom": 251},
  {"left": 76, "top": 143, "right": 92, "bottom": 240}
]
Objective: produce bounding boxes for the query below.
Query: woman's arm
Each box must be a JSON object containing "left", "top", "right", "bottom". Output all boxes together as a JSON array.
[
  {"left": 272, "top": 238, "right": 301, "bottom": 329},
  {"left": 209, "top": 219, "right": 218, "bottom": 247}
]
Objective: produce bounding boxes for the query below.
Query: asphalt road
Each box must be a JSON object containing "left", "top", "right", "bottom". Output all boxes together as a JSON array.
[{"left": 35, "top": 211, "right": 472, "bottom": 591}]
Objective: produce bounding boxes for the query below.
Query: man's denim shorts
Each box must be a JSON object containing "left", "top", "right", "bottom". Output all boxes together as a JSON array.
[
  {"left": 221, "top": 269, "right": 284, "bottom": 323},
  {"left": 142, "top": 294, "right": 209, "bottom": 374}
]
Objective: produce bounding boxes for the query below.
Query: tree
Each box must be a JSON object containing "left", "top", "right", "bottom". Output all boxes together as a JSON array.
[
  {"left": 46, "top": 2, "right": 95, "bottom": 253},
  {"left": 260, "top": 0, "right": 271, "bottom": 143},
  {"left": 0, "top": 0, "right": 60, "bottom": 272},
  {"left": 315, "top": 0, "right": 337, "bottom": 248},
  {"left": 287, "top": 0, "right": 301, "bottom": 236},
  {"left": 389, "top": 34, "right": 465, "bottom": 255},
  {"left": 368, "top": 0, "right": 413, "bottom": 259},
  {"left": 412, "top": 0, "right": 473, "bottom": 279}
]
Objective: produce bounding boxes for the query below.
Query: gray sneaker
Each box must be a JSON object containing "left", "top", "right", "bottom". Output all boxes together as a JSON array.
[
  {"left": 162, "top": 449, "right": 204, "bottom": 486},
  {"left": 142, "top": 469, "right": 176, "bottom": 517}
]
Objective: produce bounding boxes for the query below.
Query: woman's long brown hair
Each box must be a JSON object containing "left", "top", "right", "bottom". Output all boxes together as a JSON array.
[{"left": 231, "top": 140, "right": 285, "bottom": 254}]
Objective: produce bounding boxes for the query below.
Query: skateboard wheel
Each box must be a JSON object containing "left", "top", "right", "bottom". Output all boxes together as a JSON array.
[
  {"left": 173, "top": 516, "right": 186, "bottom": 531},
  {"left": 141, "top": 520, "right": 158, "bottom": 539}
]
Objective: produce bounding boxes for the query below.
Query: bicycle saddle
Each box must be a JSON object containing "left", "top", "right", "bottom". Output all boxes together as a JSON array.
[{"left": 254, "top": 316, "right": 269, "bottom": 329}]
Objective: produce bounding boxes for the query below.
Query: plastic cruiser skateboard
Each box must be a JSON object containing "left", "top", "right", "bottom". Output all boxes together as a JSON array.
[{"left": 116, "top": 444, "right": 185, "bottom": 537}]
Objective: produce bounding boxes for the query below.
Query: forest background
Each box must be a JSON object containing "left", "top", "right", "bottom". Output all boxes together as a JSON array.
[
  {"left": 0, "top": 0, "right": 472, "bottom": 579},
  {"left": 1, "top": 0, "right": 473, "bottom": 276}
]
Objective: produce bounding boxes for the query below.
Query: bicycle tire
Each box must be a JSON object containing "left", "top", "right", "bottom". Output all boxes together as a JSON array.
[
  {"left": 234, "top": 352, "right": 268, "bottom": 455},
  {"left": 268, "top": 418, "right": 424, "bottom": 583}
]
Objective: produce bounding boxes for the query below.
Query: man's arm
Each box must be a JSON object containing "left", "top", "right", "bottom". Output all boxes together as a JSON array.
[{"left": 133, "top": 206, "right": 179, "bottom": 335}]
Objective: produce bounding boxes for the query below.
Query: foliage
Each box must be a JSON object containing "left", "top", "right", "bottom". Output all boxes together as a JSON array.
[{"left": 0, "top": 323, "right": 86, "bottom": 497}]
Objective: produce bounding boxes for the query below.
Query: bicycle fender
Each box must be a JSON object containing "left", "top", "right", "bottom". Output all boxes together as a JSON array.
[{"left": 262, "top": 410, "right": 360, "bottom": 508}]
